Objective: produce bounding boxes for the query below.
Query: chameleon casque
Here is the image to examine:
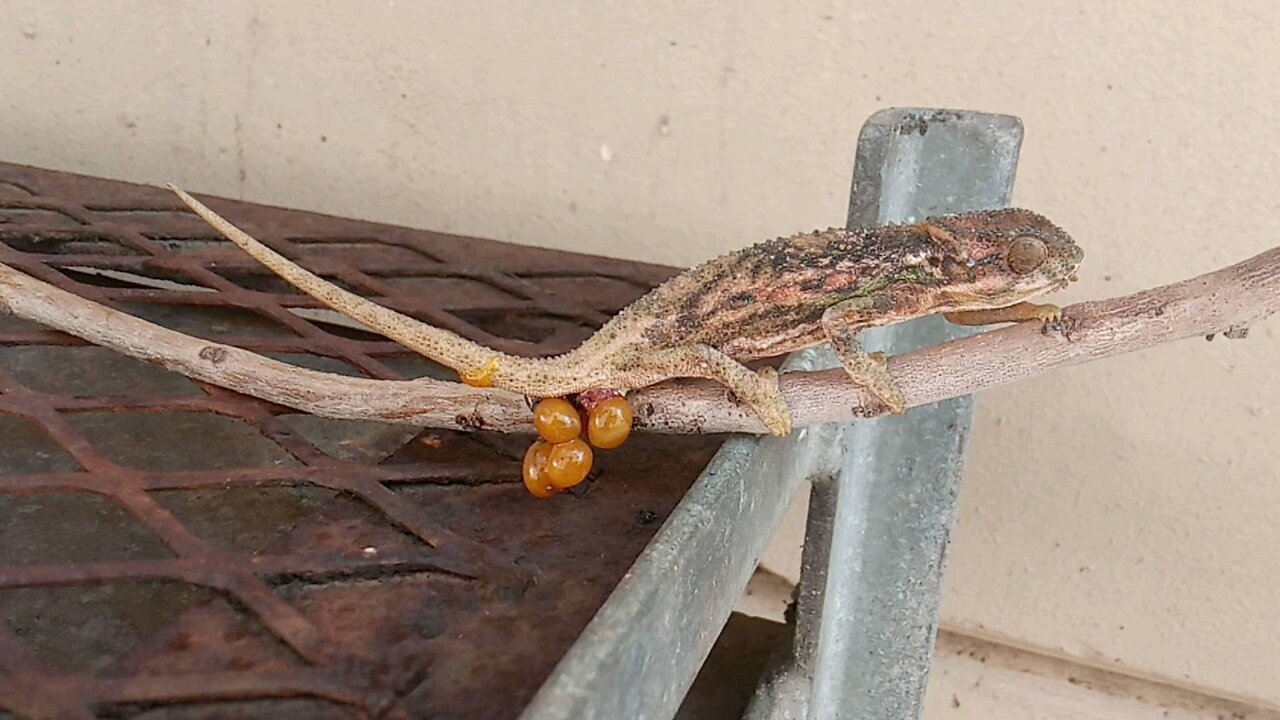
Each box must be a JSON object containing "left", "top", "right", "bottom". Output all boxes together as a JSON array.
[{"left": 169, "top": 186, "right": 1083, "bottom": 435}]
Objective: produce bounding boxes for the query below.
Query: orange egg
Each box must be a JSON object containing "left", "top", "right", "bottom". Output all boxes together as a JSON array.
[
  {"left": 546, "top": 438, "right": 593, "bottom": 490},
  {"left": 522, "top": 441, "right": 558, "bottom": 499},
  {"left": 533, "top": 397, "right": 582, "bottom": 444},
  {"left": 587, "top": 396, "right": 633, "bottom": 449}
]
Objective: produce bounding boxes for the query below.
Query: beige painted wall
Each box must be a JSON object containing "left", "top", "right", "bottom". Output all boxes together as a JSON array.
[{"left": 3, "top": 0, "right": 1278, "bottom": 709}]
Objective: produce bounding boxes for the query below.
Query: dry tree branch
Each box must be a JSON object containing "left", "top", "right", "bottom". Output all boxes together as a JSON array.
[{"left": 0, "top": 245, "right": 1276, "bottom": 436}]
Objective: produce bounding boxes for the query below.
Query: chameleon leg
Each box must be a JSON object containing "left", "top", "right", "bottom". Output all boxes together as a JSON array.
[
  {"left": 625, "top": 344, "right": 791, "bottom": 436},
  {"left": 944, "top": 301, "right": 1061, "bottom": 326},
  {"left": 820, "top": 298, "right": 907, "bottom": 414}
]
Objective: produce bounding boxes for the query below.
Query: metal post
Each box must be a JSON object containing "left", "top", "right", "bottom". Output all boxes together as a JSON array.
[{"left": 747, "top": 108, "right": 1024, "bottom": 720}]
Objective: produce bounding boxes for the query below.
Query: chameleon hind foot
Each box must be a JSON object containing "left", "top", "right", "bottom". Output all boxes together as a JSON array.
[
  {"left": 627, "top": 344, "right": 793, "bottom": 436},
  {"left": 698, "top": 358, "right": 792, "bottom": 436},
  {"left": 743, "top": 366, "right": 792, "bottom": 436}
]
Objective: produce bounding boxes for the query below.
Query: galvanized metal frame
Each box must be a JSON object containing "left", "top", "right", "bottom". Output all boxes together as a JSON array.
[{"left": 523, "top": 108, "right": 1025, "bottom": 720}]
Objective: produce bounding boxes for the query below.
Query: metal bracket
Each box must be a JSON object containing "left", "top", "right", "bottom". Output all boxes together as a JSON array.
[{"left": 747, "top": 108, "right": 1024, "bottom": 720}]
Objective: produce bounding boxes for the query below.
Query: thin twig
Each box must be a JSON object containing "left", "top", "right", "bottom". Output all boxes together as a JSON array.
[{"left": 0, "top": 246, "right": 1276, "bottom": 435}]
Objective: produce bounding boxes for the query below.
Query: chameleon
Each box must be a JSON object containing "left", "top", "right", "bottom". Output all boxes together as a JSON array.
[{"left": 168, "top": 185, "right": 1083, "bottom": 436}]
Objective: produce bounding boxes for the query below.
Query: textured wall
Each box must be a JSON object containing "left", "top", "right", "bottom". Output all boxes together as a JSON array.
[{"left": 2, "top": 0, "right": 1277, "bottom": 708}]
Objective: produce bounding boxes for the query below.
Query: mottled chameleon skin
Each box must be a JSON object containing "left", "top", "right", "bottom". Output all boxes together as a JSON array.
[
  {"left": 170, "top": 186, "right": 1082, "bottom": 435},
  {"left": 605, "top": 208, "right": 1082, "bottom": 360}
]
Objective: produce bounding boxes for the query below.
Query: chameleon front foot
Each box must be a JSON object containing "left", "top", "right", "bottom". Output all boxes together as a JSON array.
[
  {"left": 821, "top": 300, "right": 908, "bottom": 416},
  {"left": 858, "top": 352, "right": 907, "bottom": 415},
  {"left": 943, "top": 301, "right": 1063, "bottom": 327}
]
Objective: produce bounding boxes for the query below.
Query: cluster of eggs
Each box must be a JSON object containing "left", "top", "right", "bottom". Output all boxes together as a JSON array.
[{"left": 522, "top": 394, "right": 633, "bottom": 498}]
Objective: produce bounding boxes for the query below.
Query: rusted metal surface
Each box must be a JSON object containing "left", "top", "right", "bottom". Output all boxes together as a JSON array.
[{"left": 0, "top": 163, "right": 723, "bottom": 719}]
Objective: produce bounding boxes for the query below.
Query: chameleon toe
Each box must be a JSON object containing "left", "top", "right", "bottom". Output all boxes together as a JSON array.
[{"left": 751, "top": 367, "right": 793, "bottom": 435}]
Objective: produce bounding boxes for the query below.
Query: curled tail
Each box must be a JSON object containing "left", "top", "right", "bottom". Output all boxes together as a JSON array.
[{"left": 169, "top": 185, "right": 515, "bottom": 385}]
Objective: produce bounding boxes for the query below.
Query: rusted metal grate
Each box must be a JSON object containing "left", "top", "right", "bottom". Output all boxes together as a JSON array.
[{"left": 0, "top": 164, "right": 724, "bottom": 719}]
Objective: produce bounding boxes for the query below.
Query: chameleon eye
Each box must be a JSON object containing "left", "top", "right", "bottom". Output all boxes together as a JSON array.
[{"left": 1006, "top": 235, "right": 1048, "bottom": 274}]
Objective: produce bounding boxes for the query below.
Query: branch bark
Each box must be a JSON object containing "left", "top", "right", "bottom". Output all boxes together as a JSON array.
[{"left": 0, "top": 246, "right": 1276, "bottom": 436}]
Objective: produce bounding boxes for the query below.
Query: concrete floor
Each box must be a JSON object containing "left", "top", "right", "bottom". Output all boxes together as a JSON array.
[{"left": 676, "top": 571, "right": 1280, "bottom": 720}]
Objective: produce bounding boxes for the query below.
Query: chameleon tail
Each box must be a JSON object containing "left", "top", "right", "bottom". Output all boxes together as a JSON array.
[{"left": 168, "top": 185, "right": 510, "bottom": 382}]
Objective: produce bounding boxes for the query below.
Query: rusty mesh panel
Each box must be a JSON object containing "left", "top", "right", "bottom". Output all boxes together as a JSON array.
[{"left": 0, "top": 164, "right": 724, "bottom": 719}]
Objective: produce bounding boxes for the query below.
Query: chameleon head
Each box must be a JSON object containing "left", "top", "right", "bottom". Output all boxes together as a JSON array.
[{"left": 924, "top": 208, "right": 1083, "bottom": 306}]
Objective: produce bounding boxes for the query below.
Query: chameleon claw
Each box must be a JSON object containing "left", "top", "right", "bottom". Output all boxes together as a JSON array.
[
  {"left": 460, "top": 357, "right": 502, "bottom": 388},
  {"left": 1038, "top": 305, "right": 1077, "bottom": 338}
]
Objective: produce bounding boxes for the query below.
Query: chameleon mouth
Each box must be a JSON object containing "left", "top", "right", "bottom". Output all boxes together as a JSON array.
[{"left": 1051, "top": 271, "right": 1079, "bottom": 291}]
